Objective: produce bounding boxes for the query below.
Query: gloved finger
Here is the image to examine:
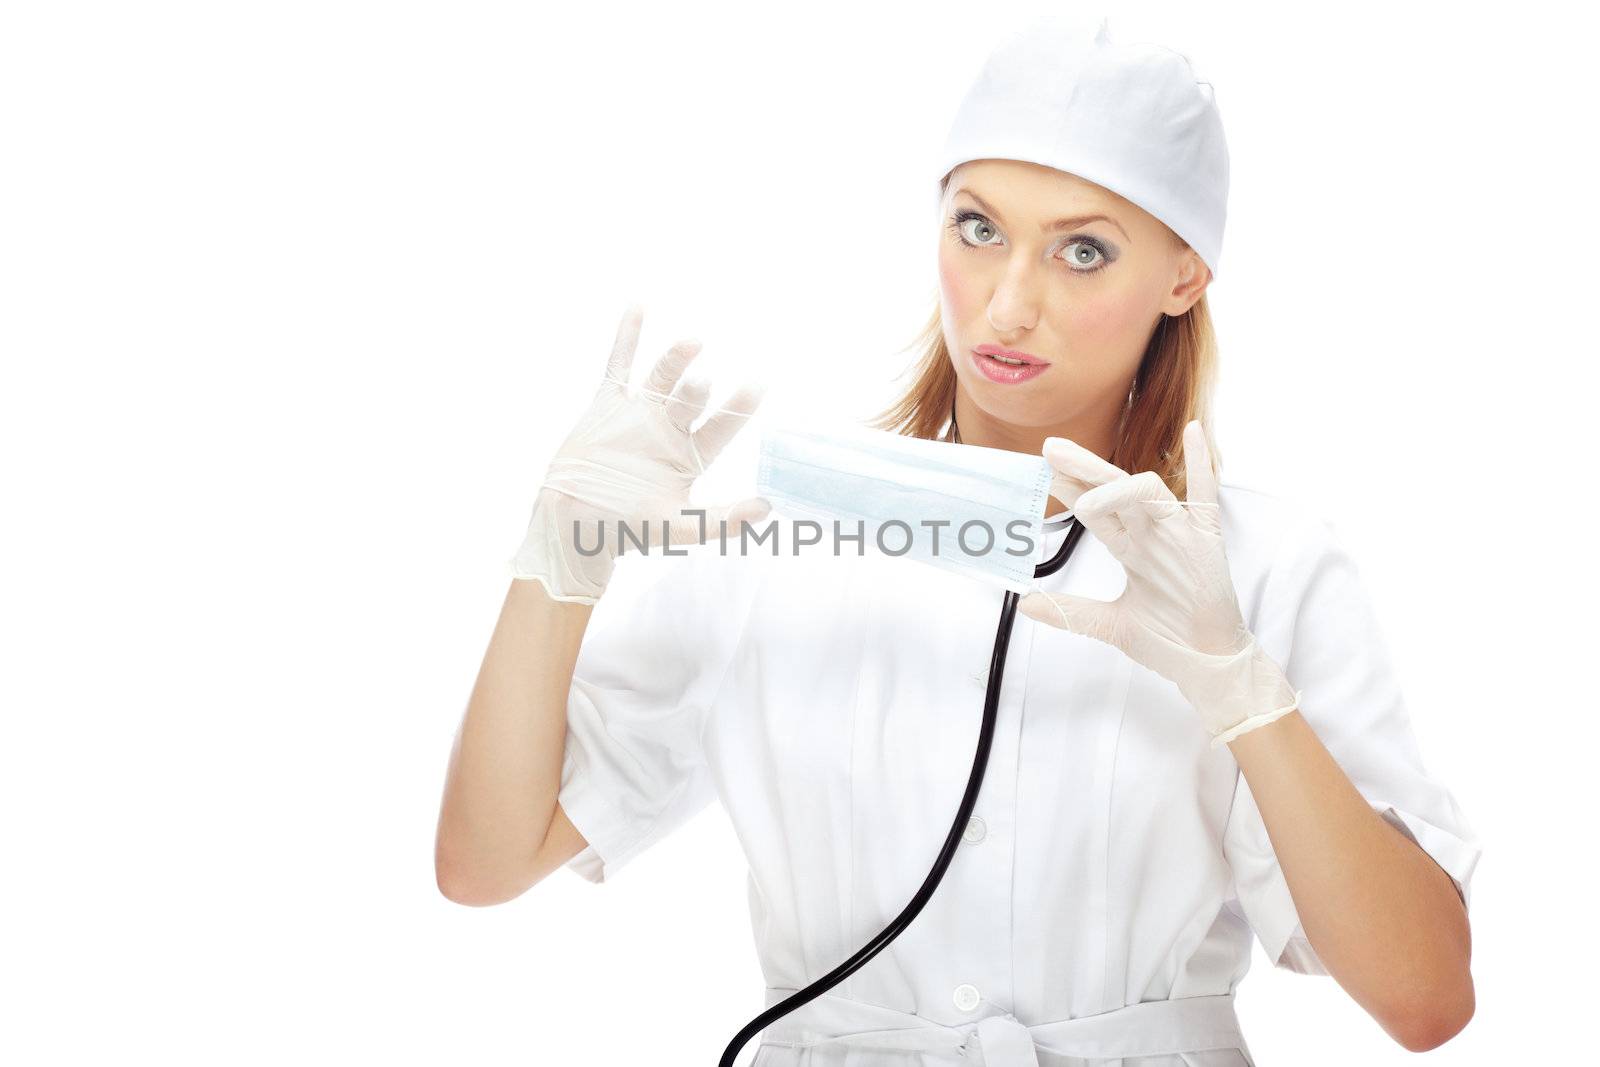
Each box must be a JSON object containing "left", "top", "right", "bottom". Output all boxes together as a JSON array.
[
  {"left": 603, "top": 303, "right": 645, "bottom": 388},
  {"left": 692, "top": 381, "right": 767, "bottom": 464},
  {"left": 1047, "top": 468, "right": 1087, "bottom": 513},
  {"left": 1081, "top": 471, "right": 1167, "bottom": 538},
  {"left": 724, "top": 495, "right": 773, "bottom": 530},
  {"left": 1093, "top": 518, "right": 1132, "bottom": 564},
  {"left": 1018, "top": 589, "right": 1125, "bottom": 647},
  {"left": 1068, "top": 483, "right": 1133, "bottom": 561},
  {"left": 1181, "top": 420, "right": 1220, "bottom": 508},
  {"left": 1129, "top": 469, "right": 1184, "bottom": 526},
  {"left": 665, "top": 373, "right": 712, "bottom": 435},
  {"left": 665, "top": 497, "right": 772, "bottom": 545},
  {"left": 1041, "top": 436, "right": 1130, "bottom": 490},
  {"left": 643, "top": 339, "right": 702, "bottom": 400}
]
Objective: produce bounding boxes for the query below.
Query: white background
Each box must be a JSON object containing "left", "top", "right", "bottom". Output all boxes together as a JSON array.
[{"left": 3, "top": 0, "right": 1596, "bottom": 1062}]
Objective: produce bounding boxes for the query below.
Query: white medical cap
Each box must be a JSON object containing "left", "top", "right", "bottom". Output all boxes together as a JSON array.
[{"left": 933, "top": 15, "right": 1230, "bottom": 278}]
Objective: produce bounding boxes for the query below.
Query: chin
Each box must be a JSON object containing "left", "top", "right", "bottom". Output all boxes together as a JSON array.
[{"left": 962, "top": 386, "right": 1062, "bottom": 429}]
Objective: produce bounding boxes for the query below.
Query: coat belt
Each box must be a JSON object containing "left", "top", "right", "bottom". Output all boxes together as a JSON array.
[{"left": 757, "top": 987, "right": 1250, "bottom": 1066}]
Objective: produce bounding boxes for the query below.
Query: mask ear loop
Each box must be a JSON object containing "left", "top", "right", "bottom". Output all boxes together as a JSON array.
[{"left": 597, "top": 373, "right": 764, "bottom": 419}]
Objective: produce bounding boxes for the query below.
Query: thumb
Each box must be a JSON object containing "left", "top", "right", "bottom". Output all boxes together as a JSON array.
[
  {"left": 1019, "top": 590, "right": 1122, "bottom": 644},
  {"left": 724, "top": 495, "right": 773, "bottom": 530},
  {"left": 666, "top": 496, "right": 772, "bottom": 545}
]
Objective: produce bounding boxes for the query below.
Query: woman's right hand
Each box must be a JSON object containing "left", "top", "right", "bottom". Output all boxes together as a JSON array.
[{"left": 507, "top": 304, "right": 769, "bottom": 603}]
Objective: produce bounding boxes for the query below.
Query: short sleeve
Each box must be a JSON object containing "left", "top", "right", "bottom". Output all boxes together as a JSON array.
[
  {"left": 556, "top": 541, "right": 765, "bottom": 884},
  {"left": 1222, "top": 506, "right": 1484, "bottom": 976}
]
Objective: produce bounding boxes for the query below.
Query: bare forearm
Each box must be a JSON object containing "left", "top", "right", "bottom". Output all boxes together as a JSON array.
[
  {"left": 1227, "top": 709, "right": 1473, "bottom": 1052},
  {"left": 435, "top": 579, "right": 593, "bottom": 904}
]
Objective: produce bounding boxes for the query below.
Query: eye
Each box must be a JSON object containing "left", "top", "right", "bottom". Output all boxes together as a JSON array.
[
  {"left": 1060, "top": 240, "right": 1109, "bottom": 272},
  {"left": 947, "top": 210, "right": 1000, "bottom": 247}
]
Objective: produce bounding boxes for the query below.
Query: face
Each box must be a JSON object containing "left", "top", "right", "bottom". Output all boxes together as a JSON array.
[{"left": 937, "top": 158, "right": 1210, "bottom": 458}]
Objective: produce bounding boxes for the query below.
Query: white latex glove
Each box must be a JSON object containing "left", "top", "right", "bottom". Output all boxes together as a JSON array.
[
  {"left": 507, "top": 305, "right": 770, "bottom": 604},
  {"left": 1018, "top": 420, "right": 1301, "bottom": 747}
]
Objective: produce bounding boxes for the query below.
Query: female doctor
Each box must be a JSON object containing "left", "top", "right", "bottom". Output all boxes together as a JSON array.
[{"left": 435, "top": 18, "right": 1481, "bottom": 1066}]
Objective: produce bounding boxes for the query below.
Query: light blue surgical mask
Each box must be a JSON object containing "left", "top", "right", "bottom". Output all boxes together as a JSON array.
[{"left": 754, "top": 422, "right": 1054, "bottom": 593}]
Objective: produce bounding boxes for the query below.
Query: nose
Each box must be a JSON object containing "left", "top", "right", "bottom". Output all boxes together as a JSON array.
[{"left": 985, "top": 257, "right": 1044, "bottom": 335}]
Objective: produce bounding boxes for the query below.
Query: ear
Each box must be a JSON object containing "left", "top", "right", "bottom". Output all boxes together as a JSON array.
[{"left": 1161, "top": 247, "right": 1211, "bottom": 317}]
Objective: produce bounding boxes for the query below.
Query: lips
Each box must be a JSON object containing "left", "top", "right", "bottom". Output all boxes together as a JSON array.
[
  {"left": 970, "top": 346, "right": 1050, "bottom": 384},
  {"left": 973, "top": 343, "right": 1048, "bottom": 367}
]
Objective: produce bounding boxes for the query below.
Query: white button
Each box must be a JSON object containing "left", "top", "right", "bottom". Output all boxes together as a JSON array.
[
  {"left": 962, "top": 816, "right": 987, "bottom": 844},
  {"left": 953, "top": 984, "right": 981, "bottom": 1012}
]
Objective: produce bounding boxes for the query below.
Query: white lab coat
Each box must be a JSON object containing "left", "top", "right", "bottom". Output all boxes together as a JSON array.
[{"left": 554, "top": 482, "right": 1482, "bottom": 1067}]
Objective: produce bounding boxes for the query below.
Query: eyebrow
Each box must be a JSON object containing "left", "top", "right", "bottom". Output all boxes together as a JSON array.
[{"left": 954, "top": 188, "right": 1131, "bottom": 242}]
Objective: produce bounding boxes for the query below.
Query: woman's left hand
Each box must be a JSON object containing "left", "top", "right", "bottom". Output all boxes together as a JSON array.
[{"left": 1019, "top": 420, "right": 1301, "bottom": 747}]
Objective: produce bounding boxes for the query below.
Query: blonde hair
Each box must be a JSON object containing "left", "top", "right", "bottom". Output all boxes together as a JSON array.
[{"left": 867, "top": 178, "right": 1224, "bottom": 501}]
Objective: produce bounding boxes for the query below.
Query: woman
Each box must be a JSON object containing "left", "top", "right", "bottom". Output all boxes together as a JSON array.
[{"left": 435, "top": 18, "right": 1480, "bottom": 1066}]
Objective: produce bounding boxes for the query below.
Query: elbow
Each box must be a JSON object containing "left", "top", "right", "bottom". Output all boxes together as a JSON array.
[
  {"left": 436, "top": 863, "right": 530, "bottom": 907},
  {"left": 436, "top": 865, "right": 492, "bottom": 907},
  {"left": 435, "top": 844, "right": 537, "bottom": 907},
  {"left": 1386, "top": 899, "right": 1476, "bottom": 1052},
  {"left": 1392, "top": 978, "right": 1475, "bottom": 1053}
]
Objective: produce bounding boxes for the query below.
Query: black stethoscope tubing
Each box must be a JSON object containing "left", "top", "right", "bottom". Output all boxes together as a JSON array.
[{"left": 718, "top": 516, "right": 1087, "bottom": 1066}]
